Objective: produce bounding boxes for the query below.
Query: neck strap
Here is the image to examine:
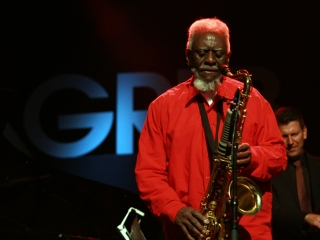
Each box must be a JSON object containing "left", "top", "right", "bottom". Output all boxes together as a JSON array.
[{"left": 197, "top": 94, "right": 222, "bottom": 169}]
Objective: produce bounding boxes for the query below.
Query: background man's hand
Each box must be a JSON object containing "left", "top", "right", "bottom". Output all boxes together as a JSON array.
[
  {"left": 174, "top": 207, "right": 209, "bottom": 240},
  {"left": 305, "top": 213, "right": 320, "bottom": 230}
]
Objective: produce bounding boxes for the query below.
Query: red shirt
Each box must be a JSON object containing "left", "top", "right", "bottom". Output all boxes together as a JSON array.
[{"left": 135, "top": 76, "right": 287, "bottom": 240}]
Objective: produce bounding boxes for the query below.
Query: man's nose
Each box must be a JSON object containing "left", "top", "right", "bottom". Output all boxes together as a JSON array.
[
  {"left": 287, "top": 135, "right": 293, "bottom": 145},
  {"left": 204, "top": 51, "right": 217, "bottom": 65}
]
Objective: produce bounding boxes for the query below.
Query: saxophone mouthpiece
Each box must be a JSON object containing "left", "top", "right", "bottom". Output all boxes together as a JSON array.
[{"left": 219, "top": 64, "right": 231, "bottom": 76}]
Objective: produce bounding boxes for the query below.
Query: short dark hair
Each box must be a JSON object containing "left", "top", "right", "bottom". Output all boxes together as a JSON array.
[{"left": 274, "top": 106, "right": 305, "bottom": 128}]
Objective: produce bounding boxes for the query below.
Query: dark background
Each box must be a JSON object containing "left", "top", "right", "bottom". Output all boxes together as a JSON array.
[{"left": 1, "top": 1, "right": 320, "bottom": 239}]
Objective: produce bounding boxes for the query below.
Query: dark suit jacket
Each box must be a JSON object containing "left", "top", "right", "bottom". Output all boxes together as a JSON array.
[{"left": 272, "top": 152, "right": 320, "bottom": 240}]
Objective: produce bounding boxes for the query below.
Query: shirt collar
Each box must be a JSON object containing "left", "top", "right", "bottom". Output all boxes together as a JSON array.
[{"left": 290, "top": 151, "right": 307, "bottom": 166}]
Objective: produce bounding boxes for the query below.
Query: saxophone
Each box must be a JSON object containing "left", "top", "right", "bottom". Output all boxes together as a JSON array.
[{"left": 198, "top": 65, "right": 262, "bottom": 240}]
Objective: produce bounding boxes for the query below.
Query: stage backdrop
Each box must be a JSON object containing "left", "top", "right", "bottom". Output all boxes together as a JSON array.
[{"left": 1, "top": 1, "right": 319, "bottom": 239}]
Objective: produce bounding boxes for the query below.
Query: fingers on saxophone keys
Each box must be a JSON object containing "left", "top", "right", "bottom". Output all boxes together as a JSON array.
[
  {"left": 182, "top": 228, "right": 196, "bottom": 240},
  {"left": 193, "top": 220, "right": 207, "bottom": 238},
  {"left": 183, "top": 225, "right": 201, "bottom": 240}
]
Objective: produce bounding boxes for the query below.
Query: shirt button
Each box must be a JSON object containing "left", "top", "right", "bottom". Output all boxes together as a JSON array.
[{"left": 206, "top": 176, "right": 210, "bottom": 179}]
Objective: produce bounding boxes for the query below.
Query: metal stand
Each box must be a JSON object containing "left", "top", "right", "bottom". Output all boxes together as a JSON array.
[
  {"left": 117, "top": 207, "right": 146, "bottom": 240},
  {"left": 230, "top": 91, "right": 240, "bottom": 240}
]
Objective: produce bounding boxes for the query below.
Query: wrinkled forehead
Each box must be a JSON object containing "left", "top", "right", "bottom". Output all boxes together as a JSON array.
[{"left": 190, "top": 32, "right": 228, "bottom": 50}]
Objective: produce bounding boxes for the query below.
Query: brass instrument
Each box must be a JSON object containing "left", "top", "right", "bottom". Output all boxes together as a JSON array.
[{"left": 198, "top": 65, "right": 262, "bottom": 240}]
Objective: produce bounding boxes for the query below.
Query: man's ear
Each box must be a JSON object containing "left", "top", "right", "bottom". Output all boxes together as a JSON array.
[
  {"left": 185, "top": 49, "right": 191, "bottom": 67},
  {"left": 303, "top": 125, "right": 307, "bottom": 140}
]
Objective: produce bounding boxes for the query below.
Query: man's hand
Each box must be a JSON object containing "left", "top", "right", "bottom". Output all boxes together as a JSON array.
[
  {"left": 305, "top": 213, "right": 320, "bottom": 230},
  {"left": 237, "top": 143, "right": 251, "bottom": 168},
  {"left": 174, "top": 207, "right": 209, "bottom": 240}
]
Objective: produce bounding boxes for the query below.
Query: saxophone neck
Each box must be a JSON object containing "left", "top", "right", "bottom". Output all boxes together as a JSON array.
[
  {"left": 241, "top": 70, "right": 252, "bottom": 97},
  {"left": 218, "top": 64, "right": 252, "bottom": 97}
]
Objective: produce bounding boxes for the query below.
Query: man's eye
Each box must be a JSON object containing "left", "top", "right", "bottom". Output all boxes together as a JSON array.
[
  {"left": 197, "top": 51, "right": 206, "bottom": 57},
  {"left": 214, "top": 52, "right": 223, "bottom": 58}
]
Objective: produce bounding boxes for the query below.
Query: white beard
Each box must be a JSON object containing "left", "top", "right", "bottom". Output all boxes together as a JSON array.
[{"left": 192, "top": 69, "right": 222, "bottom": 92}]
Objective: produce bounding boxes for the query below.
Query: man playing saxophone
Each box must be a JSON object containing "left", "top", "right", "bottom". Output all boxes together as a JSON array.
[{"left": 135, "top": 17, "right": 287, "bottom": 240}]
